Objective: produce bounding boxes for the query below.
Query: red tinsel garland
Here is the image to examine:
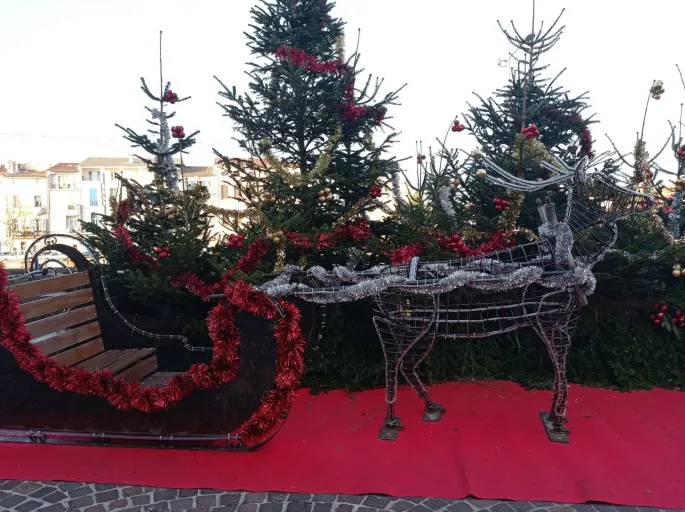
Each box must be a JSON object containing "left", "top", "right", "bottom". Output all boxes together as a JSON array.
[
  {"left": 0, "top": 263, "right": 304, "bottom": 445},
  {"left": 388, "top": 242, "right": 424, "bottom": 264},
  {"left": 275, "top": 45, "right": 386, "bottom": 124},
  {"left": 285, "top": 218, "right": 373, "bottom": 251}
]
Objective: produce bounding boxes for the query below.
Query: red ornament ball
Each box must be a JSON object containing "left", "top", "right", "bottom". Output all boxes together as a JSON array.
[{"left": 661, "top": 305, "right": 668, "bottom": 312}]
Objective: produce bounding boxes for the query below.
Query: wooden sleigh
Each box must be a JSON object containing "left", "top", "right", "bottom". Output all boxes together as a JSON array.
[{"left": 0, "top": 235, "right": 312, "bottom": 450}]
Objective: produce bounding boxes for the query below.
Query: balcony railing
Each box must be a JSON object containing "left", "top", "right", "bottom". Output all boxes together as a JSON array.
[
  {"left": 49, "top": 183, "right": 76, "bottom": 190},
  {"left": 14, "top": 230, "right": 47, "bottom": 239}
]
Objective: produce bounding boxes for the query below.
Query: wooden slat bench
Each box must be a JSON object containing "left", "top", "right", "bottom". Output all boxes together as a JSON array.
[{"left": 7, "top": 271, "right": 172, "bottom": 385}]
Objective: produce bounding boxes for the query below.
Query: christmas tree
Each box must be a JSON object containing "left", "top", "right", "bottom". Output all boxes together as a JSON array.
[
  {"left": 212, "top": 0, "right": 404, "bottom": 271},
  {"left": 81, "top": 34, "right": 223, "bottom": 341}
]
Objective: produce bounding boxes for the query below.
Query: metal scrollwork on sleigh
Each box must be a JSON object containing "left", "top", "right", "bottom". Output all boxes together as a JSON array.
[{"left": 258, "top": 154, "right": 654, "bottom": 443}]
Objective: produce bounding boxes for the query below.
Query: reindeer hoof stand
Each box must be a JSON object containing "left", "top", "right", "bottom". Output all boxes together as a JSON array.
[
  {"left": 540, "top": 412, "right": 570, "bottom": 443},
  {"left": 379, "top": 414, "right": 404, "bottom": 441},
  {"left": 423, "top": 401, "right": 446, "bottom": 422}
]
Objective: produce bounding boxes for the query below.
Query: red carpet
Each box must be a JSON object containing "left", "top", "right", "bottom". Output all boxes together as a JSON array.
[{"left": 1, "top": 381, "right": 684, "bottom": 508}]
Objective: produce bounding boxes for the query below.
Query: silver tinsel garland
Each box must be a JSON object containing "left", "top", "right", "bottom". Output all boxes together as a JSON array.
[
  {"left": 258, "top": 260, "right": 596, "bottom": 304},
  {"left": 151, "top": 108, "right": 178, "bottom": 189},
  {"left": 668, "top": 190, "right": 684, "bottom": 237},
  {"left": 437, "top": 186, "right": 459, "bottom": 232},
  {"left": 538, "top": 222, "right": 573, "bottom": 267}
]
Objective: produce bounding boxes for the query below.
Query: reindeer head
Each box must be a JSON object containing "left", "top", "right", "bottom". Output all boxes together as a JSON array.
[{"left": 482, "top": 154, "right": 653, "bottom": 263}]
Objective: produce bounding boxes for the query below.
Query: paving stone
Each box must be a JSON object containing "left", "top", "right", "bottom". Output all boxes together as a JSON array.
[
  {"left": 245, "top": 492, "right": 268, "bottom": 504},
  {"left": 15, "top": 481, "right": 46, "bottom": 495},
  {"left": 37, "top": 504, "right": 67, "bottom": 512},
  {"left": 290, "top": 494, "right": 313, "bottom": 502},
  {"left": 144, "top": 503, "right": 170, "bottom": 512},
  {"left": 549, "top": 507, "right": 574, "bottom": 512},
  {"left": 423, "top": 498, "right": 449, "bottom": 510},
  {"left": 491, "top": 503, "right": 517, "bottom": 512},
  {"left": 69, "top": 485, "right": 95, "bottom": 498},
  {"left": 68, "top": 495, "right": 96, "bottom": 508},
  {"left": 215, "top": 507, "right": 238, "bottom": 512},
  {"left": 408, "top": 506, "right": 433, "bottom": 512},
  {"left": 169, "top": 497, "right": 194, "bottom": 511},
  {"left": 338, "top": 495, "right": 365, "bottom": 505},
  {"left": 143, "top": 504, "right": 170, "bottom": 512},
  {"left": 109, "top": 498, "right": 131, "bottom": 510},
  {"left": 31, "top": 486, "right": 57, "bottom": 499},
  {"left": 95, "top": 490, "right": 122, "bottom": 503},
  {"left": 0, "top": 480, "right": 21, "bottom": 490},
  {"left": 314, "top": 495, "right": 338, "bottom": 503},
  {"left": 391, "top": 501, "right": 416, "bottom": 512},
  {"left": 118, "top": 508, "right": 143, "bottom": 512},
  {"left": 0, "top": 493, "right": 28, "bottom": 508},
  {"left": 179, "top": 489, "right": 199, "bottom": 498},
  {"left": 261, "top": 504, "right": 285, "bottom": 512},
  {"left": 57, "top": 481, "right": 84, "bottom": 491},
  {"left": 446, "top": 503, "right": 476, "bottom": 512},
  {"left": 287, "top": 502, "right": 313, "bottom": 512},
  {"left": 132, "top": 495, "right": 152, "bottom": 506},
  {"left": 95, "top": 484, "right": 119, "bottom": 492},
  {"left": 269, "top": 493, "right": 290, "bottom": 503},
  {"left": 530, "top": 504, "right": 554, "bottom": 509},
  {"left": 507, "top": 503, "right": 534, "bottom": 512},
  {"left": 200, "top": 489, "right": 222, "bottom": 494},
  {"left": 335, "top": 505, "right": 355, "bottom": 512},
  {"left": 84, "top": 506, "right": 107, "bottom": 512},
  {"left": 239, "top": 505, "right": 260, "bottom": 512},
  {"left": 592, "top": 506, "right": 617, "bottom": 512},
  {"left": 468, "top": 500, "right": 501, "bottom": 511},
  {"left": 365, "top": 495, "right": 394, "bottom": 509},
  {"left": 358, "top": 507, "right": 380, "bottom": 512},
  {"left": 16, "top": 500, "right": 43, "bottom": 512},
  {"left": 221, "top": 494, "right": 244, "bottom": 506},
  {"left": 196, "top": 494, "right": 218, "bottom": 508},
  {"left": 0, "top": 490, "right": 9, "bottom": 500},
  {"left": 313, "top": 504, "right": 334, "bottom": 512},
  {"left": 635, "top": 508, "right": 660, "bottom": 512},
  {"left": 123, "top": 486, "right": 146, "bottom": 498},
  {"left": 405, "top": 499, "right": 426, "bottom": 504},
  {"left": 614, "top": 508, "right": 639, "bottom": 512},
  {"left": 154, "top": 489, "right": 179, "bottom": 501},
  {"left": 43, "top": 490, "right": 69, "bottom": 503}
]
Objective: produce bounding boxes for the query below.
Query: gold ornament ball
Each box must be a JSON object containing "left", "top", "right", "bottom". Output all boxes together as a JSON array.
[
  {"left": 274, "top": 230, "right": 284, "bottom": 237},
  {"left": 272, "top": 236, "right": 281, "bottom": 244},
  {"left": 673, "top": 264, "right": 682, "bottom": 278},
  {"left": 318, "top": 196, "right": 326, "bottom": 202},
  {"left": 476, "top": 169, "right": 487, "bottom": 178},
  {"left": 266, "top": 233, "right": 274, "bottom": 240},
  {"left": 325, "top": 193, "right": 333, "bottom": 200},
  {"left": 654, "top": 94, "right": 662, "bottom": 100}
]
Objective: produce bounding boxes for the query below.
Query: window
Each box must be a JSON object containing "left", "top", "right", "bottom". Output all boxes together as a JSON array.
[
  {"left": 12, "top": 195, "right": 20, "bottom": 208},
  {"left": 34, "top": 196, "right": 42, "bottom": 208},
  {"left": 221, "top": 184, "right": 229, "bottom": 199},
  {"left": 20, "top": 242, "right": 27, "bottom": 251},
  {"left": 67, "top": 201, "right": 76, "bottom": 211},
  {"left": 233, "top": 186, "right": 242, "bottom": 199},
  {"left": 66, "top": 218, "right": 80, "bottom": 231},
  {"left": 87, "top": 170, "right": 100, "bottom": 181},
  {"left": 89, "top": 188, "right": 98, "bottom": 206},
  {"left": 109, "top": 188, "right": 118, "bottom": 199},
  {"left": 90, "top": 213, "right": 102, "bottom": 226}
]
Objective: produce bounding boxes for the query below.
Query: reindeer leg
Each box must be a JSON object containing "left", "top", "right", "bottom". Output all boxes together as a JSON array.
[
  {"left": 535, "top": 305, "right": 577, "bottom": 443},
  {"left": 374, "top": 315, "right": 408, "bottom": 441},
  {"left": 400, "top": 333, "right": 445, "bottom": 422}
]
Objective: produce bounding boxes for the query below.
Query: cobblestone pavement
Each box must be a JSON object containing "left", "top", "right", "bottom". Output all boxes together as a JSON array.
[{"left": 0, "top": 481, "right": 681, "bottom": 512}]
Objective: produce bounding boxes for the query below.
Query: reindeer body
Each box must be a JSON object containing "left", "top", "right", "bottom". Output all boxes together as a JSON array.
[{"left": 372, "top": 157, "right": 653, "bottom": 442}]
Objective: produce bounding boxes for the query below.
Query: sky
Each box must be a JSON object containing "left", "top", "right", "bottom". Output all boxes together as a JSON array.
[{"left": 2, "top": 0, "right": 685, "bottom": 178}]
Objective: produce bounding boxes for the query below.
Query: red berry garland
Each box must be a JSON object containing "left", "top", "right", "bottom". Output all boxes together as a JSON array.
[
  {"left": 154, "top": 246, "right": 171, "bottom": 259},
  {"left": 677, "top": 145, "right": 685, "bottom": 162},
  {"left": 171, "top": 125, "right": 185, "bottom": 139},
  {"left": 451, "top": 120, "right": 465, "bottom": 132},
  {"left": 521, "top": 124, "right": 540, "bottom": 140},
  {"left": 369, "top": 185, "right": 383, "bottom": 198},
  {"left": 164, "top": 90, "right": 179, "bottom": 104},
  {"left": 494, "top": 197, "right": 508, "bottom": 212},
  {"left": 228, "top": 233, "right": 245, "bottom": 248}
]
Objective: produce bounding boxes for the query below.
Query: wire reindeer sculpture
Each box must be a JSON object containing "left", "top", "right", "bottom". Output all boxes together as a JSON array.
[{"left": 258, "top": 155, "right": 653, "bottom": 443}]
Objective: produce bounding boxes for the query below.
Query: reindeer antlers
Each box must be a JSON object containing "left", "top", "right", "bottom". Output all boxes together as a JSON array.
[{"left": 482, "top": 152, "right": 612, "bottom": 192}]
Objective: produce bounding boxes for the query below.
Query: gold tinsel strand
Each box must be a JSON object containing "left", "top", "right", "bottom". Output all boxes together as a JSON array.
[{"left": 274, "top": 246, "right": 286, "bottom": 273}]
